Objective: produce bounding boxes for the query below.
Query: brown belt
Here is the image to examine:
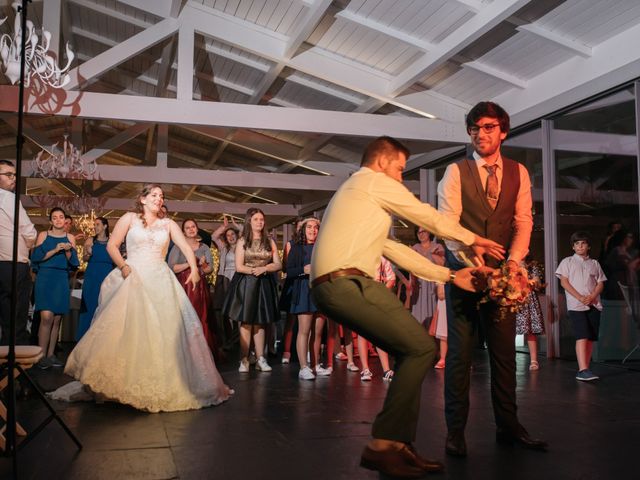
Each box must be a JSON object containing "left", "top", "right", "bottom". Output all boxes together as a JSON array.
[{"left": 311, "top": 268, "right": 369, "bottom": 288}]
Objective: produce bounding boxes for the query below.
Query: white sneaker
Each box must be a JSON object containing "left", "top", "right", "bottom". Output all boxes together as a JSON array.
[
  {"left": 347, "top": 362, "right": 360, "bottom": 372},
  {"left": 238, "top": 358, "right": 250, "bottom": 373},
  {"left": 298, "top": 366, "right": 316, "bottom": 380},
  {"left": 315, "top": 365, "right": 332, "bottom": 376},
  {"left": 256, "top": 356, "right": 272, "bottom": 372},
  {"left": 360, "top": 368, "right": 373, "bottom": 381}
]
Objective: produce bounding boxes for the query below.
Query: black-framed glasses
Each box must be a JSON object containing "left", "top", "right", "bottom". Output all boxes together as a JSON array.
[
  {"left": 467, "top": 123, "right": 501, "bottom": 135},
  {"left": 0, "top": 172, "right": 16, "bottom": 179}
]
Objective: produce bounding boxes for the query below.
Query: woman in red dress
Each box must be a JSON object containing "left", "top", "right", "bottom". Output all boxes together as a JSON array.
[{"left": 168, "top": 219, "right": 216, "bottom": 353}]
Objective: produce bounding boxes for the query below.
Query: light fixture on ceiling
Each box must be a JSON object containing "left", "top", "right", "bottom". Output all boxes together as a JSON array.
[
  {"left": 0, "top": 1, "right": 74, "bottom": 88},
  {"left": 32, "top": 134, "right": 97, "bottom": 179}
]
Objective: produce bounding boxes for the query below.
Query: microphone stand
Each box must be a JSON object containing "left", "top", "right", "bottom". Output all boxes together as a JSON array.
[{"left": 3, "top": 2, "right": 82, "bottom": 478}]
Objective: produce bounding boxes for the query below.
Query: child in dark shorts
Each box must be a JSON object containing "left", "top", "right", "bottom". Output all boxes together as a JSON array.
[{"left": 556, "top": 231, "right": 607, "bottom": 381}]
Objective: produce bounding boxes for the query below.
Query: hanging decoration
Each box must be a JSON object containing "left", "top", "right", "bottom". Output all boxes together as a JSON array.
[
  {"left": 29, "top": 194, "right": 106, "bottom": 215},
  {"left": 31, "top": 134, "right": 97, "bottom": 179},
  {"left": 0, "top": 2, "right": 74, "bottom": 88}
]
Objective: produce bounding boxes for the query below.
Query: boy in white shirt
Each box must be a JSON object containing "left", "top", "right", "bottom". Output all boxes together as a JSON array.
[{"left": 556, "top": 231, "right": 607, "bottom": 381}]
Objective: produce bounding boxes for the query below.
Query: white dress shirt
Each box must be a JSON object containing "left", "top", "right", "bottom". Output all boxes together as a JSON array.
[
  {"left": 556, "top": 254, "right": 607, "bottom": 311},
  {"left": 0, "top": 188, "right": 36, "bottom": 263},
  {"left": 311, "top": 167, "right": 476, "bottom": 285},
  {"left": 437, "top": 151, "right": 533, "bottom": 265}
]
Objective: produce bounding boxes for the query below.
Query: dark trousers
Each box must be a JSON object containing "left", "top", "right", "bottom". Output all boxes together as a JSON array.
[
  {"left": 312, "top": 275, "right": 436, "bottom": 442},
  {"left": 444, "top": 283, "right": 520, "bottom": 435},
  {"left": 0, "top": 261, "right": 32, "bottom": 345}
]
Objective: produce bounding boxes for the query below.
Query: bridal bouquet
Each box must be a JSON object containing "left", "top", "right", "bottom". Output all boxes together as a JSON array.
[{"left": 481, "top": 262, "right": 543, "bottom": 319}]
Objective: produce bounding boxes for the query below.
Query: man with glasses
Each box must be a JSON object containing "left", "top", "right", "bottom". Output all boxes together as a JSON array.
[
  {"left": 438, "top": 101, "right": 548, "bottom": 457},
  {"left": 0, "top": 159, "right": 37, "bottom": 345}
]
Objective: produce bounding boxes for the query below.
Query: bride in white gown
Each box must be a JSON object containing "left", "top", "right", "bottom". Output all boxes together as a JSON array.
[{"left": 54, "top": 184, "right": 233, "bottom": 412}]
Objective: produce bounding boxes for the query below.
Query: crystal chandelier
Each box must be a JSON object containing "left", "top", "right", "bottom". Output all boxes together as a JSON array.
[
  {"left": 32, "top": 134, "right": 97, "bottom": 179},
  {"left": 29, "top": 193, "right": 106, "bottom": 215},
  {"left": 0, "top": 2, "right": 74, "bottom": 88},
  {"left": 76, "top": 209, "right": 97, "bottom": 239}
]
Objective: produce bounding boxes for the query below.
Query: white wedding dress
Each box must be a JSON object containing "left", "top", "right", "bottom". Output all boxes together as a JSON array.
[{"left": 55, "top": 216, "right": 232, "bottom": 412}]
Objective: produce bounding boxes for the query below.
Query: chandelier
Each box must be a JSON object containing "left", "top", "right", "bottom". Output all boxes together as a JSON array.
[
  {"left": 32, "top": 134, "right": 97, "bottom": 179},
  {"left": 29, "top": 193, "right": 106, "bottom": 215},
  {"left": 76, "top": 209, "right": 97, "bottom": 239},
  {"left": 0, "top": 2, "right": 74, "bottom": 88}
]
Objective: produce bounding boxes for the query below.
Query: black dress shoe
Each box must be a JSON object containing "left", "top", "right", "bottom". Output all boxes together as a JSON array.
[
  {"left": 445, "top": 431, "right": 467, "bottom": 457},
  {"left": 405, "top": 444, "right": 445, "bottom": 472},
  {"left": 496, "top": 428, "right": 548, "bottom": 451},
  {"left": 360, "top": 445, "right": 427, "bottom": 478}
]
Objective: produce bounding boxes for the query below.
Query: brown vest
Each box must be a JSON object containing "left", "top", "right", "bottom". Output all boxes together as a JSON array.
[{"left": 457, "top": 157, "right": 520, "bottom": 266}]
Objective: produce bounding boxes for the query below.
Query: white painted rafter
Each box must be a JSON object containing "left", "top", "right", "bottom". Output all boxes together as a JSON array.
[
  {"left": 77, "top": 47, "right": 255, "bottom": 100},
  {"left": 177, "top": 24, "right": 195, "bottom": 100},
  {"left": 497, "top": 20, "right": 640, "bottom": 128},
  {"left": 335, "top": 10, "right": 435, "bottom": 52},
  {"left": 463, "top": 60, "right": 527, "bottom": 89},
  {"left": 81, "top": 123, "right": 152, "bottom": 164},
  {"left": 42, "top": 0, "right": 62, "bottom": 57},
  {"left": 286, "top": 73, "right": 366, "bottom": 105},
  {"left": 450, "top": 0, "right": 484, "bottom": 14},
  {"left": 203, "top": 42, "right": 271, "bottom": 72},
  {"left": 67, "top": 0, "right": 152, "bottom": 29},
  {"left": 517, "top": 24, "right": 592, "bottom": 58},
  {"left": 0, "top": 87, "right": 468, "bottom": 141},
  {"left": 180, "top": 2, "right": 465, "bottom": 121},
  {"left": 65, "top": 17, "right": 180, "bottom": 90},
  {"left": 20, "top": 162, "right": 345, "bottom": 191},
  {"left": 389, "top": 0, "right": 533, "bottom": 95}
]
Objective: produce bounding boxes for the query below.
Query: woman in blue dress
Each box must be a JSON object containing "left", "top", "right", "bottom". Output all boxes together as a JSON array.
[
  {"left": 32, "top": 207, "right": 79, "bottom": 368},
  {"left": 77, "top": 217, "right": 113, "bottom": 340},
  {"left": 287, "top": 217, "right": 329, "bottom": 380}
]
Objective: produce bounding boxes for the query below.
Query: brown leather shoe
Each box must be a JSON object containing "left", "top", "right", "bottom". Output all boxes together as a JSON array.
[
  {"left": 405, "top": 444, "right": 445, "bottom": 472},
  {"left": 360, "top": 445, "right": 427, "bottom": 478}
]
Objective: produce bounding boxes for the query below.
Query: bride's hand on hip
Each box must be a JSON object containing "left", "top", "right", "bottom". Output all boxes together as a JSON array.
[{"left": 121, "top": 264, "right": 132, "bottom": 278}]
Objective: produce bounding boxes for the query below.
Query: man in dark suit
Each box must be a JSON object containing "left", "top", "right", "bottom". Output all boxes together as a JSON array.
[{"left": 437, "top": 101, "right": 548, "bottom": 456}]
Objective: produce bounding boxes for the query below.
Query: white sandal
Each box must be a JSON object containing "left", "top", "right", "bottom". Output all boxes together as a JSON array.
[{"left": 529, "top": 361, "right": 539, "bottom": 371}]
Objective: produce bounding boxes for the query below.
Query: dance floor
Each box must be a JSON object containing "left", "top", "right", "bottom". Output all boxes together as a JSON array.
[{"left": 1, "top": 348, "right": 638, "bottom": 479}]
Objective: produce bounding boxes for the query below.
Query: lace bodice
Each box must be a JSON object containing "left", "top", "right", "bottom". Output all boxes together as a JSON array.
[
  {"left": 244, "top": 239, "right": 273, "bottom": 267},
  {"left": 126, "top": 216, "right": 170, "bottom": 263}
]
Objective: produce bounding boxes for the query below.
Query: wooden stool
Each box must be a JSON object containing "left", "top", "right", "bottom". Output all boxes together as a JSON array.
[{"left": 0, "top": 345, "right": 43, "bottom": 450}]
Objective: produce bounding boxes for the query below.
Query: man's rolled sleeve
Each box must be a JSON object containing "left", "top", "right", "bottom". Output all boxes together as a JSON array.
[{"left": 508, "top": 164, "right": 533, "bottom": 264}]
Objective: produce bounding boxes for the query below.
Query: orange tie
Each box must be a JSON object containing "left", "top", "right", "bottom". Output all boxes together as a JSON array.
[{"left": 484, "top": 164, "right": 499, "bottom": 209}]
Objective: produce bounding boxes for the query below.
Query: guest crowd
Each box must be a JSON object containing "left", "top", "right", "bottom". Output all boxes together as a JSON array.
[{"left": 3, "top": 159, "right": 639, "bottom": 391}]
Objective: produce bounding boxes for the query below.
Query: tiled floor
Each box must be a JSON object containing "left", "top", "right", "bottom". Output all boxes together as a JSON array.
[{"left": 1, "top": 349, "right": 638, "bottom": 479}]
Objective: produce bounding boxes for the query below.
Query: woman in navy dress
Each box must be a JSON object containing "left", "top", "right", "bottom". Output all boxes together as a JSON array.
[
  {"left": 77, "top": 217, "right": 113, "bottom": 340},
  {"left": 288, "top": 217, "right": 329, "bottom": 380},
  {"left": 32, "top": 207, "right": 79, "bottom": 368}
]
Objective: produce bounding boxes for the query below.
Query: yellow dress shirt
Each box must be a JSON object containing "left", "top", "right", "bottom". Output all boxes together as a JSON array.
[{"left": 311, "top": 167, "right": 476, "bottom": 284}]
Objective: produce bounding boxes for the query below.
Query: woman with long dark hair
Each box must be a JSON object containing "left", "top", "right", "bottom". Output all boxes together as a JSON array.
[
  {"left": 223, "top": 207, "right": 282, "bottom": 373},
  {"left": 32, "top": 207, "right": 79, "bottom": 368},
  {"left": 211, "top": 215, "right": 241, "bottom": 349},
  {"left": 58, "top": 184, "right": 232, "bottom": 412},
  {"left": 77, "top": 217, "right": 113, "bottom": 340}
]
